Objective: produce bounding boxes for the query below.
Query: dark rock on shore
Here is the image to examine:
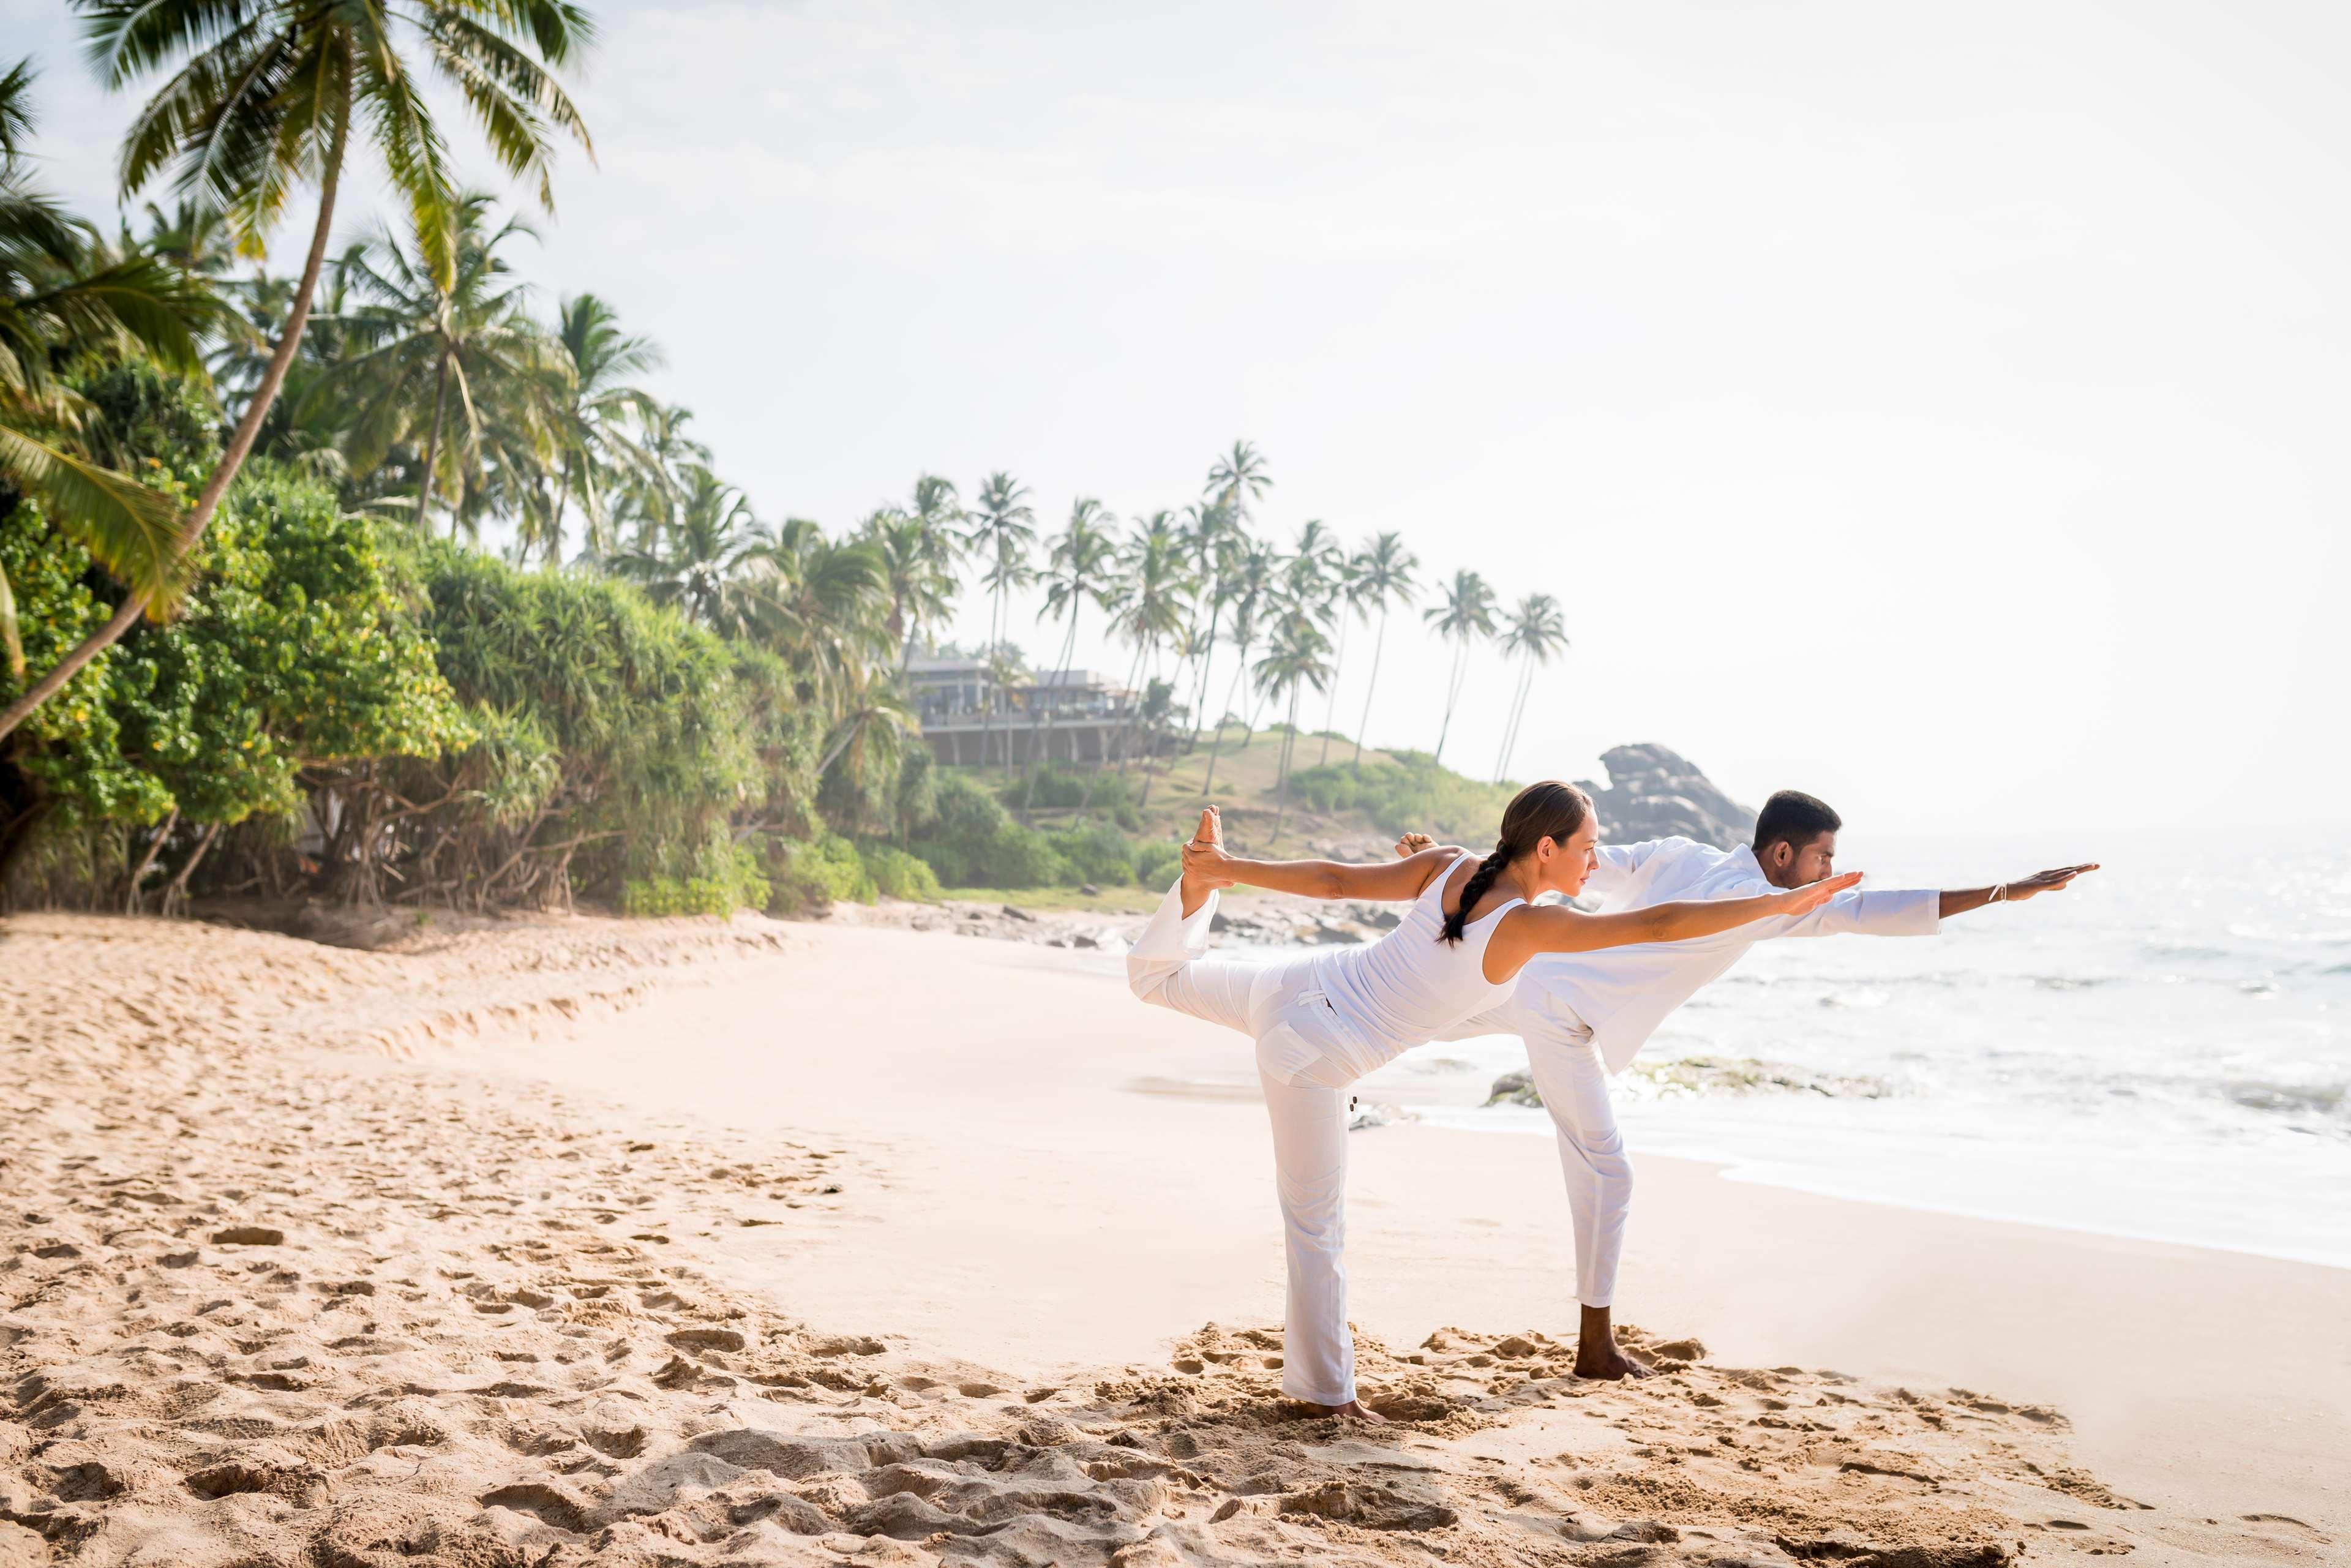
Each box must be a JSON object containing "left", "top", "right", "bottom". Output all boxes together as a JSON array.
[
  {"left": 1488, "top": 1057, "right": 1895, "bottom": 1106},
  {"left": 1487, "top": 1070, "right": 1542, "bottom": 1107},
  {"left": 1575, "top": 743, "right": 1757, "bottom": 850}
]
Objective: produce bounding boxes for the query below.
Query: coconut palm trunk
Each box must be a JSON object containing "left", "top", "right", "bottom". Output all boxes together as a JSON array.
[
  {"left": 1198, "top": 636, "right": 1253, "bottom": 798},
  {"left": 1077, "top": 640, "right": 1147, "bottom": 819},
  {"left": 418, "top": 349, "right": 451, "bottom": 534},
  {"left": 1432, "top": 636, "right": 1469, "bottom": 765},
  {"left": 1187, "top": 600, "right": 1221, "bottom": 748},
  {"left": 1272, "top": 685, "right": 1302, "bottom": 842},
  {"left": 1495, "top": 653, "right": 1534, "bottom": 782},
  {"left": 551, "top": 451, "right": 576, "bottom": 563},
  {"left": 0, "top": 103, "right": 351, "bottom": 742},
  {"left": 1021, "top": 612, "right": 1082, "bottom": 816},
  {"left": 1352, "top": 607, "right": 1390, "bottom": 772},
  {"left": 1112, "top": 640, "right": 1147, "bottom": 771},
  {"left": 1316, "top": 612, "right": 1349, "bottom": 767},
  {"left": 983, "top": 583, "right": 1005, "bottom": 775},
  {"left": 1137, "top": 647, "right": 1172, "bottom": 806}
]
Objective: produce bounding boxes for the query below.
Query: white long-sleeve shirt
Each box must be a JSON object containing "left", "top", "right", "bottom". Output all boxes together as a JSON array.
[{"left": 1445, "top": 836, "right": 1941, "bottom": 1073}]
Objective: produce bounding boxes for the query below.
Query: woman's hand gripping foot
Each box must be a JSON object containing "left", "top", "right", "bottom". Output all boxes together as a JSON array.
[{"left": 1178, "top": 805, "right": 1236, "bottom": 917}]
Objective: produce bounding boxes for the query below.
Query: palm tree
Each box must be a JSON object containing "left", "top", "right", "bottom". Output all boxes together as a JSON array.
[
  {"left": 1103, "top": 511, "right": 1193, "bottom": 787},
  {"left": 1347, "top": 532, "right": 1419, "bottom": 771},
  {"left": 451, "top": 354, "right": 568, "bottom": 546},
  {"left": 744, "top": 517, "right": 890, "bottom": 713},
  {"left": 1493, "top": 594, "right": 1569, "bottom": 783},
  {"left": 546, "top": 293, "right": 662, "bottom": 565},
  {"left": 1205, "top": 439, "right": 1272, "bottom": 525},
  {"left": 603, "top": 400, "right": 710, "bottom": 555},
  {"left": 1177, "top": 497, "right": 1237, "bottom": 745},
  {"left": 3, "top": 0, "right": 595, "bottom": 741},
  {"left": 1280, "top": 519, "right": 1349, "bottom": 767},
  {"left": 1424, "top": 568, "right": 1498, "bottom": 767},
  {"left": 964, "top": 471, "right": 1035, "bottom": 776},
  {"left": 1022, "top": 497, "right": 1117, "bottom": 806},
  {"left": 606, "top": 465, "right": 767, "bottom": 630},
  {"left": 858, "top": 507, "right": 956, "bottom": 668},
  {"left": 1198, "top": 537, "right": 1273, "bottom": 799},
  {"left": 1194, "top": 441, "right": 1269, "bottom": 737},
  {"left": 906, "top": 475, "right": 965, "bottom": 566},
  {"left": 123, "top": 193, "right": 241, "bottom": 279},
  {"left": 1258, "top": 536, "right": 1337, "bottom": 746},
  {"left": 1253, "top": 610, "right": 1333, "bottom": 844},
  {"left": 1289, "top": 518, "right": 1343, "bottom": 582},
  {"left": 814, "top": 655, "right": 917, "bottom": 814},
  {"left": 315, "top": 195, "right": 553, "bottom": 536},
  {"left": 0, "top": 59, "right": 219, "bottom": 680},
  {"left": 896, "top": 473, "right": 965, "bottom": 661}
]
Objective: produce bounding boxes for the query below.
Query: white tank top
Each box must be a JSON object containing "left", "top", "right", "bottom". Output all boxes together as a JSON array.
[{"left": 1305, "top": 852, "right": 1524, "bottom": 1078}]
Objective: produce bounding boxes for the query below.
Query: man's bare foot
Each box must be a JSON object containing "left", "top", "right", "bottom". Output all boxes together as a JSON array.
[
  {"left": 1574, "top": 1304, "right": 1654, "bottom": 1381},
  {"left": 1301, "top": 1397, "right": 1388, "bottom": 1423},
  {"left": 1573, "top": 1341, "right": 1654, "bottom": 1380}
]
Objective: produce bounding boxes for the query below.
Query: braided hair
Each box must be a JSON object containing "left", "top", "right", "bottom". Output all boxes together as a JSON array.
[{"left": 1437, "top": 780, "right": 1594, "bottom": 945}]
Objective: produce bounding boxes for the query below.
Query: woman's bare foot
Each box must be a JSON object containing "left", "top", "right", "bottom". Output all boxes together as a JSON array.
[
  {"left": 1574, "top": 1304, "right": 1654, "bottom": 1380},
  {"left": 1301, "top": 1397, "right": 1389, "bottom": 1423},
  {"left": 1178, "top": 806, "right": 1232, "bottom": 915}
]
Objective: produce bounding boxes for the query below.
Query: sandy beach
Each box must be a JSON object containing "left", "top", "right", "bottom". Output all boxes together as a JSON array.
[{"left": 2, "top": 909, "right": 2344, "bottom": 1567}]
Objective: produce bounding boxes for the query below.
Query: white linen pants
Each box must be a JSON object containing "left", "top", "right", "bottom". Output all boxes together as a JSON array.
[
  {"left": 1442, "top": 993, "right": 1632, "bottom": 1309},
  {"left": 1126, "top": 879, "right": 1379, "bottom": 1406},
  {"left": 1521, "top": 1018, "right": 1633, "bottom": 1309}
]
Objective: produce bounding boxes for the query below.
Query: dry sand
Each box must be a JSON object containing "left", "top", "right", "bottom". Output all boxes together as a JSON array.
[{"left": 1, "top": 909, "right": 2343, "bottom": 1567}]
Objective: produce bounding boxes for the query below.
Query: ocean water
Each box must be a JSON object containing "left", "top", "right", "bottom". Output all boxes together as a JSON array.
[{"left": 1346, "top": 830, "right": 2351, "bottom": 1270}]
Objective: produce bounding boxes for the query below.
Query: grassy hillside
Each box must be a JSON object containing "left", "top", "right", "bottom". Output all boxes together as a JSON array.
[{"left": 940, "top": 722, "right": 1517, "bottom": 867}]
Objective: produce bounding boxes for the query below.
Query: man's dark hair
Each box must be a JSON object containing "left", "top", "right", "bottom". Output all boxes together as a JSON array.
[{"left": 1753, "top": 790, "right": 1842, "bottom": 855}]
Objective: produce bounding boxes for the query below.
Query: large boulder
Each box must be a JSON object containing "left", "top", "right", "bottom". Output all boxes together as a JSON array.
[{"left": 1575, "top": 743, "right": 1756, "bottom": 850}]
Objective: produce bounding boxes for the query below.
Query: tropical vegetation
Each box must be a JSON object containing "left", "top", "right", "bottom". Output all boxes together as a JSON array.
[{"left": 0, "top": 20, "right": 1573, "bottom": 918}]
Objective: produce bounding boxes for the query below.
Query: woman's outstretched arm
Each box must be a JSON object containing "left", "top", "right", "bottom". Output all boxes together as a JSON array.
[
  {"left": 1181, "top": 834, "right": 1457, "bottom": 902},
  {"left": 1488, "top": 872, "right": 1865, "bottom": 971}
]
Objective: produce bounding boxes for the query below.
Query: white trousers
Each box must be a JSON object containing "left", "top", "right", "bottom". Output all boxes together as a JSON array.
[
  {"left": 1127, "top": 880, "right": 1374, "bottom": 1405},
  {"left": 1520, "top": 1019, "right": 1633, "bottom": 1309}
]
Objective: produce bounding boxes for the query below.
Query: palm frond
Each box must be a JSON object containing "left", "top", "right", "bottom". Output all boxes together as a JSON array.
[{"left": 0, "top": 422, "right": 189, "bottom": 610}]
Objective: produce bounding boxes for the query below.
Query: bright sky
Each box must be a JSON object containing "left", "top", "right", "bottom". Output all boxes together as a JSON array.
[{"left": 8, "top": 0, "right": 2346, "bottom": 838}]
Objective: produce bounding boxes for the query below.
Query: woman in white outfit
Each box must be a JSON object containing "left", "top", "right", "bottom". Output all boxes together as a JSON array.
[{"left": 1127, "top": 781, "right": 1859, "bottom": 1420}]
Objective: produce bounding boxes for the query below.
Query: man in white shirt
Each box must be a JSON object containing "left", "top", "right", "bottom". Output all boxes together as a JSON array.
[{"left": 1405, "top": 788, "right": 2096, "bottom": 1379}]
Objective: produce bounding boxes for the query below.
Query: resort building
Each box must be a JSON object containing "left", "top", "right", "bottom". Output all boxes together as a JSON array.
[{"left": 906, "top": 658, "right": 1167, "bottom": 767}]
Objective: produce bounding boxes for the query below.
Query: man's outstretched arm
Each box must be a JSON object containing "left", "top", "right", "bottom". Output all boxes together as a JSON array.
[
  {"left": 1936, "top": 863, "right": 2099, "bottom": 919},
  {"left": 1772, "top": 861, "right": 2099, "bottom": 938}
]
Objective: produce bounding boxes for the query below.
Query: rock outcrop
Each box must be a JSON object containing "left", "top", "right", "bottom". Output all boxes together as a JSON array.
[{"left": 1575, "top": 743, "right": 1756, "bottom": 850}]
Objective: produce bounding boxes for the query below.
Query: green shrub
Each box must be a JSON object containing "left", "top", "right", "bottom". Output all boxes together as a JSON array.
[
  {"left": 1014, "top": 763, "right": 1134, "bottom": 812},
  {"left": 1133, "top": 839, "right": 1183, "bottom": 888},
  {"left": 768, "top": 831, "right": 876, "bottom": 913},
  {"left": 620, "top": 844, "right": 771, "bottom": 917},
  {"left": 620, "top": 871, "right": 770, "bottom": 917},
  {"left": 1288, "top": 751, "right": 1516, "bottom": 842},
  {"left": 978, "top": 824, "right": 1067, "bottom": 887},
  {"left": 1046, "top": 820, "right": 1139, "bottom": 886},
  {"left": 906, "top": 771, "right": 1068, "bottom": 888},
  {"left": 860, "top": 842, "right": 942, "bottom": 901},
  {"left": 929, "top": 771, "right": 1013, "bottom": 838}
]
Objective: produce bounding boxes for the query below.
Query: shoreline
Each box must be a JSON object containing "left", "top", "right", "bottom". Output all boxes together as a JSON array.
[
  {"left": 4, "top": 908, "right": 2344, "bottom": 1564},
  {"left": 1434, "top": 1105, "right": 2351, "bottom": 1275}
]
